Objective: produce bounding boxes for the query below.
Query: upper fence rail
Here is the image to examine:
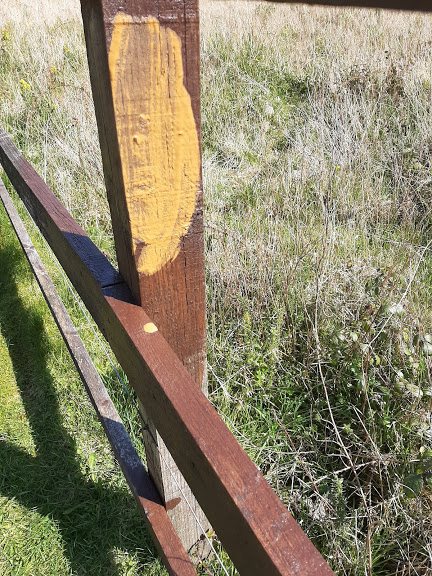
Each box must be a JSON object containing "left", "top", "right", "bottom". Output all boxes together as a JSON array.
[{"left": 268, "top": 0, "right": 432, "bottom": 11}]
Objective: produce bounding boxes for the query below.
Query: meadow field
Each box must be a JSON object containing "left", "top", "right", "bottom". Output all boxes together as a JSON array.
[{"left": 1, "top": 0, "right": 432, "bottom": 574}]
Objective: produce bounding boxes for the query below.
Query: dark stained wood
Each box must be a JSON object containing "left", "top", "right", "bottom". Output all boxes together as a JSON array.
[
  {"left": 260, "top": 0, "right": 432, "bottom": 10},
  {"left": 80, "top": 0, "right": 208, "bottom": 550},
  {"left": 0, "top": 126, "right": 335, "bottom": 575},
  {"left": 0, "top": 180, "right": 196, "bottom": 576}
]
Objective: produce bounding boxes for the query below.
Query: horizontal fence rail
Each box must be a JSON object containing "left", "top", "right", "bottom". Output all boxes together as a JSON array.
[
  {"left": 264, "top": 0, "right": 432, "bottom": 11},
  {"left": 0, "top": 126, "right": 334, "bottom": 575},
  {"left": 0, "top": 180, "right": 195, "bottom": 576}
]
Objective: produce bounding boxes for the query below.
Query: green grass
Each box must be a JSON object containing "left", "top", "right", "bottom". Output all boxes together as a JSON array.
[
  {"left": 2, "top": 1, "right": 432, "bottom": 575},
  {"left": 0, "top": 202, "right": 166, "bottom": 574}
]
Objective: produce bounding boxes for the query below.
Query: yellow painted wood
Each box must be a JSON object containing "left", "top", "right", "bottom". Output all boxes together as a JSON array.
[{"left": 109, "top": 15, "right": 200, "bottom": 276}]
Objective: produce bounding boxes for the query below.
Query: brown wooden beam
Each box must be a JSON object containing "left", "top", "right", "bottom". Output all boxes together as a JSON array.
[
  {"left": 79, "top": 0, "right": 206, "bottom": 391},
  {"left": 0, "top": 126, "right": 334, "bottom": 576},
  {"left": 257, "top": 0, "right": 432, "bottom": 11}
]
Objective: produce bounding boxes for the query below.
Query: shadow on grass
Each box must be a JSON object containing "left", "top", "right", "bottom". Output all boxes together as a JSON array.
[{"left": 0, "top": 213, "right": 161, "bottom": 575}]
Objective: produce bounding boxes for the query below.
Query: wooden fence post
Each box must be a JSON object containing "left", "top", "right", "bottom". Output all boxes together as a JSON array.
[{"left": 80, "top": 0, "right": 209, "bottom": 554}]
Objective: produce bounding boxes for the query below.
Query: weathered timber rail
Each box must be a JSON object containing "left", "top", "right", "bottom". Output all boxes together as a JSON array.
[
  {"left": 1, "top": 0, "right": 429, "bottom": 573},
  {"left": 271, "top": 0, "right": 432, "bottom": 10}
]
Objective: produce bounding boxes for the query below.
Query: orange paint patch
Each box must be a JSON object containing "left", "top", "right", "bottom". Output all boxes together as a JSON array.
[{"left": 109, "top": 14, "right": 200, "bottom": 275}]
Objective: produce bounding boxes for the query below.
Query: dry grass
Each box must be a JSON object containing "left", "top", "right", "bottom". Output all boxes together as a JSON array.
[
  {"left": 201, "top": 3, "right": 432, "bottom": 574},
  {"left": 0, "top": 0, "right": 79, "bottom": 24}
]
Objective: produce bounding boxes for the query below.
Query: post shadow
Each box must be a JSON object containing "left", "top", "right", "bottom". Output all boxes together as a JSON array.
[{"left": 0, "top": 218, "right": 162, "bottom": 574}]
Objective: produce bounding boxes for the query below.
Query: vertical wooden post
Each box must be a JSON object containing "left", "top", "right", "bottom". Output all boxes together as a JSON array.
[{"left": 80, "top": 0, "right": 209, "bottom": 554}]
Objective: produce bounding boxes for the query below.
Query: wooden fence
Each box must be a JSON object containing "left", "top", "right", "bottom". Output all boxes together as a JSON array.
[{"left": 0, "top": 0, "right": 427, "bottom": 574}]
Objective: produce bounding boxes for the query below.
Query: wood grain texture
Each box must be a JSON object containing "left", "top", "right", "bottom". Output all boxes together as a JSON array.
[
  {"left": 0, "top": 180, "right": 195, "bottom": 576},
  {"left": 0, "top": 126, "right": 334, "bottom": 575},
  {"left": 259, "top": 0, "right": 432, "bottom": 10},
  {"left": 80, "top": 0, "right": 208, "bottom": 551}
]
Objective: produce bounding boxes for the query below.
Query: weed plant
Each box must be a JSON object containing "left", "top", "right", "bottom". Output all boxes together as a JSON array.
[{"left": 1, "top": 1, "right": 432, "bottom": 574}]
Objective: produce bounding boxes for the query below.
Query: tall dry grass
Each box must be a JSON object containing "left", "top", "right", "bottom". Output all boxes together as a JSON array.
[{"left": 201, "top": 4, "right": 432, "bottom": 575}]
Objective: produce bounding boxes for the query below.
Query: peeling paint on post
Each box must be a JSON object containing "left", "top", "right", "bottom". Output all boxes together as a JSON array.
[{"left": 80, "top": 0, "right": 209, "bottom": 555}]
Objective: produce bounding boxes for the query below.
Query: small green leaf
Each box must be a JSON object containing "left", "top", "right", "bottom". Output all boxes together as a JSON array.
[
  {"left": 425, "top": 473, "right": 432, "bottom": 489},
  {"left": 403, "top": 382, "right": 423, "bottom": 398},
  {"left": 403, "top": 473, "right": 423, "bottom": 497},
  {"left": 89, "top": 453, "right": 96, "bottom": 469}
]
